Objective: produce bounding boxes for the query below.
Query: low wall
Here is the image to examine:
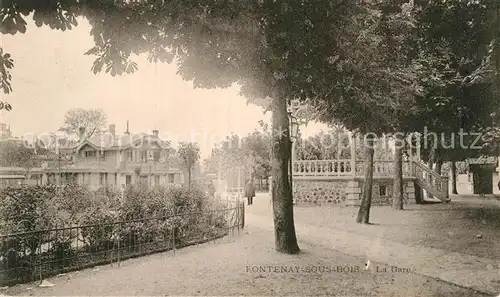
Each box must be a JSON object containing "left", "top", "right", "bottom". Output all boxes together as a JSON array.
[
  {"left": 293, "top": 177, "right": 416, "bottom": 206},
  {"left": 357, "top": 178, "right": 414, "bottom": 206}
]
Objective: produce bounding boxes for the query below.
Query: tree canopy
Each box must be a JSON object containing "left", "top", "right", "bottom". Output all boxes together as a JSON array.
[
  {"left": 59, "top": 108, "right": 108, "bottom": 139},
  {"left": 3, "top": 0, "right": 499, "bottom": 249},
  {"left": 205, "top": 129, "right": 271, "bottom": 180}
]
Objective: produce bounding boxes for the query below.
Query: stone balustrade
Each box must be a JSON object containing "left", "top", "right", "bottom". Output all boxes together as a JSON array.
[
  {"left": 293, "top": 160, "right": 412, "bottom": 178},
  {"left": 292, "top": 160, "right": 353, "bottom": 177},
  {"left": 292, "top": 159, "right": 449, "bottom": 205}
]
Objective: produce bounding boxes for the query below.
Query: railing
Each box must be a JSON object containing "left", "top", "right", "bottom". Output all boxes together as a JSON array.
[
  {"left": 413, "top": 161, "right": 449, "bottom": 202},
  {"left": 0, "top": 204, "right": 245, "bottom": 286}
]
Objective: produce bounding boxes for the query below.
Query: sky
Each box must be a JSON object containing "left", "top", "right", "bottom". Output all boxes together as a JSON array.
[{"left": 0, "top": 17, "right": 326, "bottom": 158}]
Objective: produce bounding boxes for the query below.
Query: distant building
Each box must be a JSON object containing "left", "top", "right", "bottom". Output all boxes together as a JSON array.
[
  {"left": 0, "top": 123, "right": 12, "bottom": 140},
  {"left": 0, "top": 123, "right": 186, "bottom": 190}
]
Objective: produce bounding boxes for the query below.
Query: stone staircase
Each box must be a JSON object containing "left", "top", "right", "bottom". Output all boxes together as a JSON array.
[{"left": 413, "top": 160, "right": 450, "bottom": 202}]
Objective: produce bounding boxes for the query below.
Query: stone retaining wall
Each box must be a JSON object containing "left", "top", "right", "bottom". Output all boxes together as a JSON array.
[
  {"left": 293, "top": 178, "right": 416, "bottom": 206},
  {"left": 294, "top": 179, "right": 348, "bottom": 205}
]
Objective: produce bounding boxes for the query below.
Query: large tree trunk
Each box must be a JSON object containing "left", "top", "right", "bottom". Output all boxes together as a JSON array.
[
  {"left": 392, "top": 134, "right": 404, "bottom": 210},
  {"left": 451, "top": 161, "right": 458, "bottom": 194},
  {"left": 356, "top": 134, "right": 374, "bottom": 224},
  {"left": 271, "top": 95, "right": 300, "bottom": 254}
]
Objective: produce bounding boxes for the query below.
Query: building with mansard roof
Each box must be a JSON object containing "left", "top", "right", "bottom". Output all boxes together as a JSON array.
[{"left": 0, "top": 123, "right": 187, "bottom": 190}]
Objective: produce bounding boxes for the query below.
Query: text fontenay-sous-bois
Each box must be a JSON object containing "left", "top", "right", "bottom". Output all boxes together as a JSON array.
[{"left": 245, "top": 265, "right": 412, "bottom": 274}]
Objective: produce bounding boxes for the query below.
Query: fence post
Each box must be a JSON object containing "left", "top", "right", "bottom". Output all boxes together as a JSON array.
[
  {"left": 117, "top": 222, "right": 121, "bottom": 266},
  {"left": 213, "top": 206, "right": 217, "bottom": 245},
  {"left": 241, "top": 199, "right": 245, "bottom": 229},
  {"left": 236, "top": 200, "right": 240, "bottom": 236},
  {"left": 38, "top": 235, "right": 43, "bottom": 283},
  {"left": 172, "top": 208, "right": 176, "bottom": 256}
]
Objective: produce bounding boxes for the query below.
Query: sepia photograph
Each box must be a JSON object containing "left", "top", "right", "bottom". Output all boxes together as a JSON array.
[{"left": 0, "top": 0, "right": 500, "bottom": 296}]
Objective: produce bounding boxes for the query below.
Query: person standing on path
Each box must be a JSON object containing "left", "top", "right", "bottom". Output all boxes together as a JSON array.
[
  {"left": 244, "top": 179, "right": 256, "bottom": 206},
  {"left": 208, "top": 180, "right": 216, "bottom": 198}
]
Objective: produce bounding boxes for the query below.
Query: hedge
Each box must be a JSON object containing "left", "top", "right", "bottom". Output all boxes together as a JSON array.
[{"left": 0, "top": 183, "right": 238, "bottom": 286}]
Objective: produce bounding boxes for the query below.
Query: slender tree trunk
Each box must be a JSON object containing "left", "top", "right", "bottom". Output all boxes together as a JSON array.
[
  {"left": 425, "top": 143, "right": 436, "bottom": 200},
  {"left": 435, "top": 157, "right": 443, "bottom": 175},
  {"left": 392, "top": 134, "right": 404, "bottom": 210},
  {"left": 271, "top": 94, "right": 300, "bottom": 254},
  {"left": 356, "top": 134, "right": 374, "bottom": 224},
  {"left": 451, "top": 161, "right": 458, "bottom": 194},
  {"left": 188, "top": 169, "right": 191, "bottom": 190}
]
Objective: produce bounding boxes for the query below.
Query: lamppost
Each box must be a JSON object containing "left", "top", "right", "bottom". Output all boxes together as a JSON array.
[{"left": 288, "top": 113, "right": 299, "bottom": 203}]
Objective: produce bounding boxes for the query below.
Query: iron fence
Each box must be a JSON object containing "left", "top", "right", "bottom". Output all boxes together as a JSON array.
[{"left": 0, "top": 200, "right": 245, "bottom": 287}]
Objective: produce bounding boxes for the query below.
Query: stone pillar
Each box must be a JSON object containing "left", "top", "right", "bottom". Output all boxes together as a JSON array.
[
  {"left": 55, "top": 173, "right": 61, "bottom": 185},
  {"left": 405, "top": 181, "right": 416, "bottom": 203},
  {"left": 497, "top": 157, "right": 500, "bottom": 173},
  {"left": 41, "top": 173, "right": 48, "bottom": 185},
  {"left": 384, "top": 134, "right": 390, "bottom": 161},
  {"left": 345, "top": 180, "right": 361, "bottom": 206}
]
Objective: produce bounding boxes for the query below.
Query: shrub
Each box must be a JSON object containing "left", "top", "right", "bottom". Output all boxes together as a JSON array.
[
  {"left": 0, "top": 183, "right": 233, "bottom": 286},
  {"left": 48, "top": 234, "right": 77, "bottom": 269},
  {"left": 118, "top": 185, "right": 168, "bottom": 247},
  {"left": 146, "top": 186, "right": 174, "bottom": 217},
  {"left": 53, "top": 184, "right": 92, "bottom": 222},
  {"left": 120, "top": 185, "right": 149, "bottom": 220},
  {"left": 79, "top": 206, "right": 116, "bottom": 252},
  {"left": 0, "top": 185, "right": 59, "bottom": 283},
  {"left": 95, "top": 186, "right": 122, "bottom": 209}
]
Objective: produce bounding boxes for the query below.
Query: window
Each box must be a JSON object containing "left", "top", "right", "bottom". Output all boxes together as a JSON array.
[
  {"left": 127, "top": 151, "right": 133, "bottom": 162},
  {"left": 98, "top": 151, "right": 105, "bottom": 161},
  {"left": 85, "top": 151, "right": 96, "bottom": 157},
  {"left": 168, "top": 174, "right": 175, "bottom": 184},
  {"left": 99, "top": 173, "right": 106, "bottom": 186},
  {"left": 155, "top": 175, "right": 160, "bottom": 185},
  {"left": 379, "top": 185, "right": 387, "bottom": 196},
  {"left": 153, "top": 151, "right": 161, "bottom": 162},
  {"left": 114, "top": 173, "right": 118, "bottom": 185},
  {"left": 125, "top": 175, "right": 132, "bottom": 185},
  {"left": 141, "top": 151, "right": 148, "bottom": 162}
]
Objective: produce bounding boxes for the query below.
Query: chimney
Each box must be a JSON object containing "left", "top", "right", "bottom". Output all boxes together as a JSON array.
[
  {"left": 109, "top": 124, "right": 116, "bottom": 137},
  {"left": 78, "top": 127, "right": 86, "bottom": 141},
  {"left": 152, "top": 129, "right": 159, "bottom": 137},
  {"left": 125, "top": 121, "right": 130, "bottom": 135}
]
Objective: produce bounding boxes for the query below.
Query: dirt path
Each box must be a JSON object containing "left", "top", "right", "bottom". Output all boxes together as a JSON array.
[
  {"left": 249, "top": 193, "right": 500, "bottom": 261},
  {"left": 3, "top": 224, "right": 492, "bottom": 296}
]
